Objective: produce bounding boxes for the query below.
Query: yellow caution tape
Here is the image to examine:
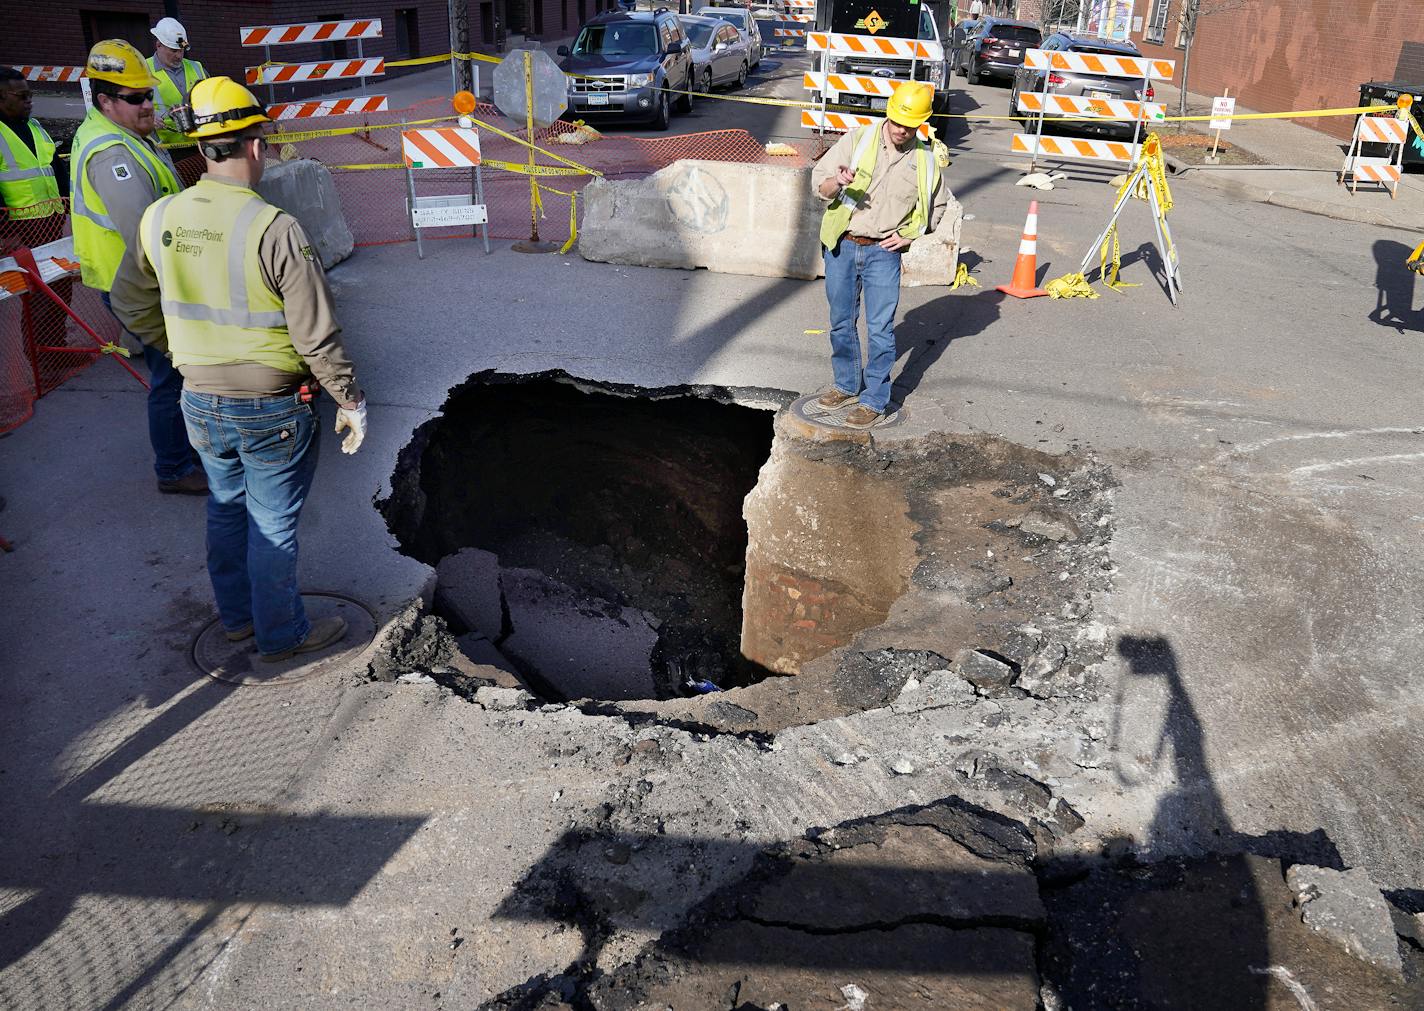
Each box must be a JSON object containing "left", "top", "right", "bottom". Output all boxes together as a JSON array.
[
  {"left": 269, "top": 114, "right": 452, "bottom": 145},
  {"left": 534, "top": 182, "right": 582, "bottom": 253},
  {"left": 950, "top": 262, "right": 979, "bottom": 290},
  {"left": 1098, "top": 225, "right": 1138, "bottom": 293},
  {"left": 1045, "top": 273, "right": 1098, "bottom": 299},
  {"left": 803, "top": 328, "right": 826, "bottom": 334},
  {"left": 98, "top": 341, "right": 132, "bottom": 358},
  {"left": 1407, "top": 239, "right": 1424, "bottom": 274}
]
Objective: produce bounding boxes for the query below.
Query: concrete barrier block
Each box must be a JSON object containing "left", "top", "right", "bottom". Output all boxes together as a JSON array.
[
  {"left": 579, "top": 159, "right": 961, "bottom": 286},
  {"left": 257, "top": 158, "right": 355, "bottom": 270}
]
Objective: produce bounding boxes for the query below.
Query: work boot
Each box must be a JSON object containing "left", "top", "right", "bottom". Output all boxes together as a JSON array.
[
  {"left": 816, "top": 389, "right": 858, "bottom": 410},
  {"left": 842, "top": 404, "right": 882, "bottom": 429},
  {"left": 158, "top": 469, "right": 209, "bottom": 496},
  {"left": 224, "top": 623, "right": 254, "bottom": 642},
  {"left": 261, "top": 615, "right": 348, "bottom": 663}
]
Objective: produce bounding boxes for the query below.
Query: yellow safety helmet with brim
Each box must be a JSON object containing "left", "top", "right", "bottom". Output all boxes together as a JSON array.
[
  {"left": 183, "top": 76, "right": 270, "bottom": 140},
  {"left": 886, "top": 80, "right": 934, "bottom": 129},
  {"left": 86, "top": 39, "right": 160, "bottom": 90}
]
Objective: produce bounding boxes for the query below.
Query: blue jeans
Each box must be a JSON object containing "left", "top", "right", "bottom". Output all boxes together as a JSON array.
[
  {"left": 180, "top": 390, "right": 321, "bottom": 655},
  {"left": 822, "top": 237, "right": 903, "bottom": 414},
  {"left": 100, "top": 291, "right": 197, "bottom": 482}
]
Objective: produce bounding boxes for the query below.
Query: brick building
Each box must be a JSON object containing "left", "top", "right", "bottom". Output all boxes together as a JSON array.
[
  {"left": 1128, "top": 0, "right": 1424, "bottom": 139},
  {"left": 2, "top": 0, "right": 614, "bottom": 100}
]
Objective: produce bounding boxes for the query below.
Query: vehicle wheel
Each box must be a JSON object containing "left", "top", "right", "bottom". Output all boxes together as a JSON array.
[
  {"left": 702, "top": 68, "right": 713, "bottom": 96},
  {"left": 653, "top": 90, "right": 671, "bottom": 130},
  {"left": 736, "top": 61, "right": 748, "bottom": 89},
  {"left": 675, "top": 72, "right": 694, "bottom": 113},
  {"left": 966, "top": 60, "right": 980, "bottom": 85}
]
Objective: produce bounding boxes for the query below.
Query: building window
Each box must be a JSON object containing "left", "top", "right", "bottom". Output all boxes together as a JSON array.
[
  {"left": 396, "top": 8, "right": 420, "bottom": 57},
  {"left": 1145, "top": 0, "right": 1170, "bottom": 44}
]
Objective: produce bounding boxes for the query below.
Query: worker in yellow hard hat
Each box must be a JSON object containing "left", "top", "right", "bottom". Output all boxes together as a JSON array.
[
  {"left": 147, "top": 17, "right": 209, "bottom": 163},
  {"left": 112, "top": 77, "right": 367, "bottom": 663},
  {"left": 71, "top": 39, "right": 205, "bottom": 494},
  {"left": 809, "top": 79, "right": 950, "bottom": 430}
]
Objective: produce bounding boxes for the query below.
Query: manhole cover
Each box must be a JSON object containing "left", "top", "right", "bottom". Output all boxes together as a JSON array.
[
  {"left": 192, "top": 591, "right": 376, "bottom": 686},
  {"left": 791, "top": 393, "right": 906, "bottom": 432}
]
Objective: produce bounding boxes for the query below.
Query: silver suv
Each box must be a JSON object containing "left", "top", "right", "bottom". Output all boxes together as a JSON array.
[{"left": 1010, "top": 32, "right": 1157, "bottom": 139}]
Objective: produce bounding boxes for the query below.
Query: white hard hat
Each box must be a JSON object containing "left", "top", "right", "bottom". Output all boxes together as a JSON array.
[{"left": 151, "top": 17, "right": 189, "bottom": 49}]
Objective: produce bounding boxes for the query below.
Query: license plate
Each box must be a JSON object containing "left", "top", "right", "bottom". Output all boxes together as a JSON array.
[
  {"left": 1008, "top": 48, "right": 1020, "bottom": 56},
  {"left": 587, "top": 93, "right": 609, "bottom": 106},
  {"left": 1090, "top": 90, "right": 1113, "bottom": 100},
  {"left": 871, "top": 96, "right": 887, "bottom": 111}
]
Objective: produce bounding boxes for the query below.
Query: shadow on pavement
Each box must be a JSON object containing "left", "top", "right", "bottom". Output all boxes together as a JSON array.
[
  {"left": 1369, "top": 239, "right": 1422, "bottom": 334},
  {"left": 891, "top": 287, "right": 1002, "bottom": 408}
]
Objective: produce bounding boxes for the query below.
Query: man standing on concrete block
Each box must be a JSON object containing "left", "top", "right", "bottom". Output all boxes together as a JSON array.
[
  {"left": 71, "top": 39, "right": 205, "bottom": 494},
  {"left": 811, "top": 81, "right": 948, "bottom": 429},
  {"left": 147, "top": 17, "right": 208, "bottom": 172},
  {"left": 112, "top": 77, "right": 368, "bottom": 662}
]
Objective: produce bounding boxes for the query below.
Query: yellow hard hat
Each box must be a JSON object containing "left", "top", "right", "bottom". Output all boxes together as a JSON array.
[
  {"left": 86, "top": 39, "right": 159, "bottom": 89},
  {"left": 886, "top": 80, "right": 934, "bottom": 129},
  {"left": 186, "top": 76, "right": 271, "bottom": 139}
]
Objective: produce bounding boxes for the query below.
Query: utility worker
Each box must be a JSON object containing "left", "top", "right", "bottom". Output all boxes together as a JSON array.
[
  {"left": 810, "top": 80, "right": 949, "bottom": 429},
  {"left": 0, "top": 67, "right": 66, "bottom": 241},
  {"left": 71, "top": 39, "right": 205, "bottom": 494},
  {"left": 147, "top": 17, "right": 208, "bottom": 166},
  {"left": 112, "top": 77, "right": 368, "bottom": 663}
]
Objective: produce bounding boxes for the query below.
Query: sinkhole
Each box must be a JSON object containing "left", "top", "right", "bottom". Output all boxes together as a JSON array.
[{"left": 382, "top": 374, "right": 778, "bottom": 702}]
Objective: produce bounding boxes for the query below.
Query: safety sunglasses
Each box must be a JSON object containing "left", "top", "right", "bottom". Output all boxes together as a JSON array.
[{"left": 114, "top": 89, "right": 155, "bottom": 106}]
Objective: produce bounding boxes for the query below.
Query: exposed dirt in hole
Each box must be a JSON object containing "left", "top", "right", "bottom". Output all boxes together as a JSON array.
[{"left": 381, "top": 372, "right": 780, "bottom": 701}]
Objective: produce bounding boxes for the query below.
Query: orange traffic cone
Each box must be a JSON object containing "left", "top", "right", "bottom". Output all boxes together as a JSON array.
[{"left": 996, "top": 200, "right": 1049, "bottom": 299}]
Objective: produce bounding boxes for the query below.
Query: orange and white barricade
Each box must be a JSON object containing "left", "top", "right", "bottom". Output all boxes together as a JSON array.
[
  {"left": 1339, "top": 111, "right": 1409, "bottom": 197},
  {"left": 1017, "top": 47, "right": 1175, "bottom": 172},
  {"left": 808, "top": 32, "right": 943, "bottom": 61},
  {"left": 800, "top": 109, "right": 930, "bottom": 140},
  {"left": 240, "top": 17, "right": 387, "bottom": 109},
  {"left": 245, "top": 57, "right": 384, "bottom": 86},
  {"left": 401, "top": 126, "right": 490, "bottom": 258},
  {"left": 802, "top": 33, "right": 939, "bottom": 142},
  {"left": 266, "top": 96, "right": 390, "bottom": 120},
  {"left": 11, "top": 65, "right": 85, "bottom": 82}
]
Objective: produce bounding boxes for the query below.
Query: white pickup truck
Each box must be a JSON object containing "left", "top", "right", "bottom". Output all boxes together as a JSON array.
[{"left": 814, "top": 0, "right": 952, "bottom": 113}]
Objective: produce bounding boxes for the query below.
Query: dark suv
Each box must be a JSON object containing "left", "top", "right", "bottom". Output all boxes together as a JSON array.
[
  {"left": 956, "top": 17, "right": 1041, "bottom": 85},
  {"left": 558, "top": 9, "right": 695, "bottom": 130}
]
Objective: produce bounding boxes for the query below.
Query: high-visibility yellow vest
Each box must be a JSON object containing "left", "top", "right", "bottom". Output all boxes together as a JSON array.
[
  {"left": 139, "top": 179, "right": 303, "bottom": 375},
  {"left": 0, "top": 118, "right": 62, "bottom": 220},
  {"left": 819, "top": 123, "right": 938, "bottom": 250},
  {"left": 147, "top": 56, "right": 208, "bottom": 148},
  {"left": 69, "top": 108, "right": 181, "bottom": 291}
]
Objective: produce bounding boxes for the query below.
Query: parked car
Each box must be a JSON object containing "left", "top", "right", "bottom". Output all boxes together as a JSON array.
[
  {"left": 557, "top": 9, "right": 695, "bottom": 130},
  {"left": 1010, "top": 32, "right": 1157, "bottom": 138},
  {"left": 956, "top": 16, "right": 1041, "bottom": 85},
  {"left": 697, "top": 6, "right": 763, "bottom": 68},
  {"left": 679, "top": 14, "right": 752, "bottom": 92},
  {"left": 948, "top": 18, "right": 979, "bottom": 73}
]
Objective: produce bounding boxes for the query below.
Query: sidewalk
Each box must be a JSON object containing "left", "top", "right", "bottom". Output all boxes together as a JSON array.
[{"left": 1154, "top": 80, "right": 1424, "bottom": 233}]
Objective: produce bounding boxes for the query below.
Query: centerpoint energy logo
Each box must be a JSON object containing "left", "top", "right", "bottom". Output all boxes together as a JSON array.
[{"left": 855, "top": 10, "right": 888, "bottom": 33}]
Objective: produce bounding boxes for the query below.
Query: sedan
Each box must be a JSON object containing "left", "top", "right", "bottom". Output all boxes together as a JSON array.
[
  {"left": 696, "top": 6, "right": 762, "bottom": 68},
  {"left": 679, "top": 15, "right": 752, "bottom": 91}
]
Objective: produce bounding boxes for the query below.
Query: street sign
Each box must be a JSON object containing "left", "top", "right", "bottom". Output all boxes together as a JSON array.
[
  {"left": 411, "top": 193, "right": 489, "bottom": 228},
  {"left": 492, "top": 47, "right": 568, "bottom": 127},
  {"left": 1210, "top": 95, "right": 1236, "bottom": 131}
]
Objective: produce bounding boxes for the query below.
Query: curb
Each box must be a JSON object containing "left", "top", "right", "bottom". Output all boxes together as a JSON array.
[{"left": 1170, "top": 161, "right": 1419, "bottom": 232}]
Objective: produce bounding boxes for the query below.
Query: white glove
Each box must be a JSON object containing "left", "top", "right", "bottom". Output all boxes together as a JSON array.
[{"left": 334, "top": 400, "right": 367, "bottom": 455}]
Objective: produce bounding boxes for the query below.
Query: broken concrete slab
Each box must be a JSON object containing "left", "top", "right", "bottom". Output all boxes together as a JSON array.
[
  {"left": 1014, "top": 642, "right": 1069, "bottom": 698},
  {"left": 436, "top": 547, "right": 505, "bottom": 637},
  {"left": 256, "top": 158, "right": 354, "bottom": 269},
  {"left": 954, "top": 648, "right": 1018, "bottom": 692},
  {"left": 578, "top": 159, "right": 962, "bottom": 286},
  {"left": 500, "top": 567, "right": 659, "bottom": 701},
  {"left": 1287, "top": 864, "right": 1404, "bottom": 977},
  {"left": 1018, "top": 509, "right": 1081, "bottom": 543}
]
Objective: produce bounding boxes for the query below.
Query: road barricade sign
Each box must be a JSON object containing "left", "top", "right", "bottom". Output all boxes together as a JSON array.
[
  {"left": 801, "top": 109, "right": 931, "bottom": 140},
  {"left": 401, "top": 127, "right": 490, "bottom": 258},
  {"left": 239, "top": 17, "right": 387, "bottom": 111},
  {"left": 1016, "top": 48, "right": 1176, "bottom": 171},
  {"left": 1340, "top": 108, "right": 1410, "bottom": 197},
  {"left": 804, "top": 71, "right": 907, "bottom": 99},
  {"left": 11, "top": 65, "right": 85, "bottom": 82},
  {"left": 266, "top": 96, "right": 390, "bottom": 120},
  {"left": 808, "top": 32, "right": 943, "bottom": 61}
]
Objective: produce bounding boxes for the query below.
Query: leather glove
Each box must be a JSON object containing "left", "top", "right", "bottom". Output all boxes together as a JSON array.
[{"left": 334, "top": 400, "right": 367, "bottom": 455}]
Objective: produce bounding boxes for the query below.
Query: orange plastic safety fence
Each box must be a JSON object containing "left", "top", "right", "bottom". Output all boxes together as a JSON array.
[{"left": 0, "top": 204, "right": 126, "bottom": 434}]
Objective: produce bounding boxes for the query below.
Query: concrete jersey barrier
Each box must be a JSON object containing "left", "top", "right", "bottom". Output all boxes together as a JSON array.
[
  {"left": 256, "top": 158, "right": 356, "bottom": 270},
  {"left": 578, "top": 159, "right": 962, "bottom": 287}
]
